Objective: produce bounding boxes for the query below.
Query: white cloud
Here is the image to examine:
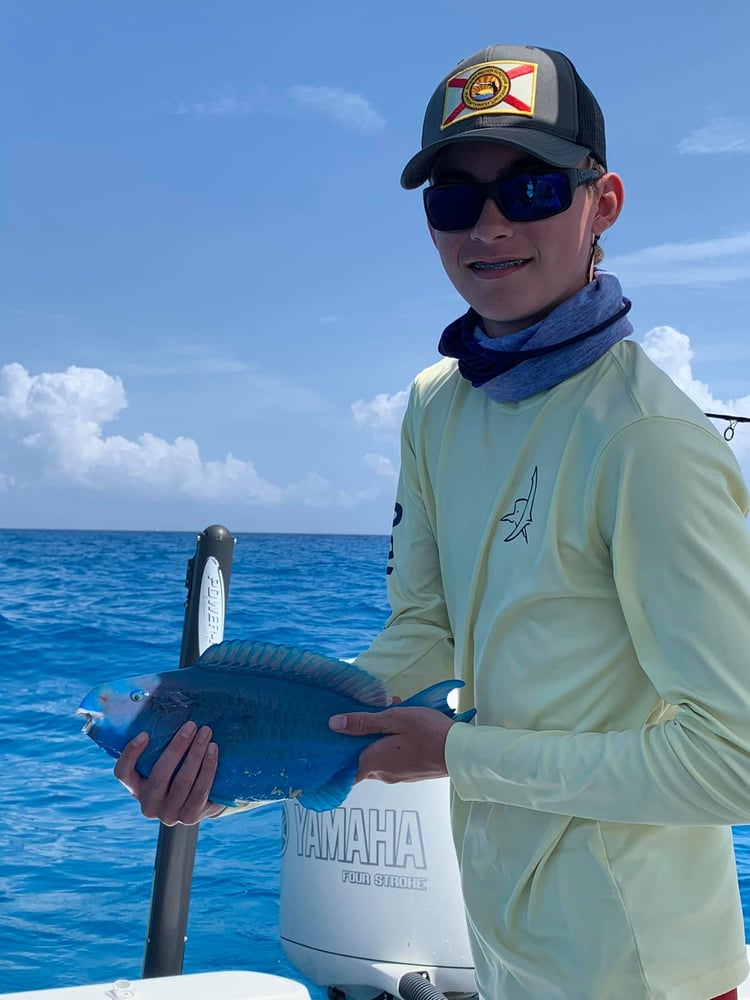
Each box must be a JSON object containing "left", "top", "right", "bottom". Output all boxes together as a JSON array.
[
  {"left": 172, "top": 86, "right": 386, "bottom": 133},
  {"left": 0, "top": 362, "right": 126, "bottom": 428},
  {"left": 351, "top": 388, "right": 409, "bottom": 431},
  {"left": 333, "top": 486, "right": 380, "bottom": 507},
  {"left": 0, "top": 363, "right": 386, "bottom": 511},
  {"left": 641, "top": 326, "right": 750, "bottom": 457},
  {"left": 174, "top": 97, "right": 256, "bottom": 118},
  {"left": 288, "top": 85, "right": 385, "bottom": 133},
  {"left": 281, "top": 472, "right": 329, "bottom": 504},
  {"left": 607, "top": 233, "right": 750, "bottom": 287},
  {"left": 678, "top": 118, "right": 750, "bottom": 154},
  {"left": 119, "top": 344, "right": 254, "bottom": 378},
  {"left": 0, "top": 363, "right": 282, "bottom": 502},
  {"left": 364, "top": 453, "right": 397, "bottom": 478},
  {"left": 281, "top": 471, "right": 378, "bottom": 508},
  {"left": 353, "top": 397, "right": 404, "bottom": 490}
]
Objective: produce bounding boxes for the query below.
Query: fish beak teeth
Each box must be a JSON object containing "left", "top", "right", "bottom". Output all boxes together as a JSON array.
[{"left": 75, "top": 708, "right": 103, "bottom": 735}]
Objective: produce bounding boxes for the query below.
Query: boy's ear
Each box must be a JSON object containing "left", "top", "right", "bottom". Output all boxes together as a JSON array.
[{"left": 593, "top": 172, "right": 625, "bottom": 235}]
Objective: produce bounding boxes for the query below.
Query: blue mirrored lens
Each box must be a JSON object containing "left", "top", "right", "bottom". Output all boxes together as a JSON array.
[
  {"left": 424, "top": 172, "right": 573, "bottom": 230},
  {"left": 499, "top": 173, "right": 568, "bottom": 221}
]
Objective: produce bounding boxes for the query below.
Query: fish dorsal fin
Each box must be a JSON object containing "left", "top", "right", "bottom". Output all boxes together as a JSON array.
[{"left": 194, "top": 640, "right": 390, "bottom": 707}]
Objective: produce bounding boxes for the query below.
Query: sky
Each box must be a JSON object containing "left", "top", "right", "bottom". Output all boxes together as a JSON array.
[{"left": 2, "top": 0, "right": 750, "bottom": 534}]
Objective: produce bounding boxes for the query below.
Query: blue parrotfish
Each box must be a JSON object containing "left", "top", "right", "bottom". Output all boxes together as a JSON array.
[{"left": 77, "top": 640, "right": 476, "bottom": 812}]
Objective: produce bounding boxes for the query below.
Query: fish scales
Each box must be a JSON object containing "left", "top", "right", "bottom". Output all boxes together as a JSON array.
[{"left": 77, "top": 639, "right": 476, "bottom": 812}]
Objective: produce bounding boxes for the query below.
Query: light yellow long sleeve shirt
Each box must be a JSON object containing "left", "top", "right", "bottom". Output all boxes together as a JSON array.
[{"left": 355, "top": 340, "right": 750, "bottom": 999}]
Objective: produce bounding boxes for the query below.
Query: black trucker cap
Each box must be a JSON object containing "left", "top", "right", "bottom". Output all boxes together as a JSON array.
[{"left": 401, "top": 44, "right": 607, "bottom": 189}]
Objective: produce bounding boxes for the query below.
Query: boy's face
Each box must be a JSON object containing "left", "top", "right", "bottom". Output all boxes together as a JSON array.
[{"left": 428, "top": 141, "right": 620, "bottom": 338}]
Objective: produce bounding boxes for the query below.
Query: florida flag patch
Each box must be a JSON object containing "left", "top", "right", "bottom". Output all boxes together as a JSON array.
[{"left": 441, "top": 61, "right": 538, "bottom": 130}]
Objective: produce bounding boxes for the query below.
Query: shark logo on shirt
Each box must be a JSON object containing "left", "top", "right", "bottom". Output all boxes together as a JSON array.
[{"left": 501, "top": 466, "right": 538, "bottom": 543}]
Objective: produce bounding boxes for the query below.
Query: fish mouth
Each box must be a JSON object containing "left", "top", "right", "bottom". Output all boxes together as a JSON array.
[{"left": 75, "top": 708, "right": 103, "bottom": 735}]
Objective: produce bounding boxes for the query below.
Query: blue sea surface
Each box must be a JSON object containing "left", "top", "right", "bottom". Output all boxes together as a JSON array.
[
  {"left": 0, "top": 529, "right": 393, "bottom": 996},
  {"left": 1, "top": 529, "right": 749, "bottom": 995}
]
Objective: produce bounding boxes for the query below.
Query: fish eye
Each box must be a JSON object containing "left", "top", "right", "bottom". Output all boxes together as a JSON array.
[{"left": 130, "top": 688, "right": 147, "bottom": 702}]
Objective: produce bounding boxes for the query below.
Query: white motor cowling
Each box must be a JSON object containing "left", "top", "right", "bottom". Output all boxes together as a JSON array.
[{"left": 279, "top": 778, "right": 476, "bottom": 999}]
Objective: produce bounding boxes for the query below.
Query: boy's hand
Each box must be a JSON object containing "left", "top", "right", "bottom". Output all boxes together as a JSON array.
[
  {"left": 114, "top": 722, "right": 224, "bottom": 826},
  {"left": 329, "top": 706, "right": 453, "bottom": 783}
]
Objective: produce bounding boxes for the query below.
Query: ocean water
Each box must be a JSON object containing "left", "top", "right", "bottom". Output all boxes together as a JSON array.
[
  {"left": 0, "top": 529, "right": 392, "bottom": 996},
  {"left": 1, "top": 529, "right": 749, "bottom": 996}
]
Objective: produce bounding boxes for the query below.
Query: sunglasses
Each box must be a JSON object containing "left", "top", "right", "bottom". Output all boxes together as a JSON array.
[{"left": 423, "top": 167, "right": 602, "bottom": 231}]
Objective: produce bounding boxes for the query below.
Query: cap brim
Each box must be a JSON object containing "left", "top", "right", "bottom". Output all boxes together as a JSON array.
[{"left": 400, "top": 127, "right": 592, "bottom": 189}]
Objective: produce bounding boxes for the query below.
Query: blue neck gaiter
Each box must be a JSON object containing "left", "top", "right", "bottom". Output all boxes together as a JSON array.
[{"left": 438, "top": 270, "right": 633, "bottom": 403}]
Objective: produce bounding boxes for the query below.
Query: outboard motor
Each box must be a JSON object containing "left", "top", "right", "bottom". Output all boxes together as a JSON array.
[{"left": 279, "top": 778, "right": 477, "bottom": 999}]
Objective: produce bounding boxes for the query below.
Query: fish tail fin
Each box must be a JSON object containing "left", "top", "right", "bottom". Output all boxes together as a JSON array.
[
  {"left": 399, "top": 680, "right": 475, "bottom": 722},
  {"left": 453, "top": 708, "right": 477, "bottom": 724}
]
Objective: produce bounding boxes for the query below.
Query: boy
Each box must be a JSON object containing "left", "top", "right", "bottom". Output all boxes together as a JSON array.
[{"left": 329, "top": 44, "right": 750, "bottom": 1000}]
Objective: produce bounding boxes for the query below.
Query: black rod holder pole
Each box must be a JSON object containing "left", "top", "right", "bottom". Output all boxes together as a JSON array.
[{"left": 141, "top": 524, "right": 236, "bottom": 978}]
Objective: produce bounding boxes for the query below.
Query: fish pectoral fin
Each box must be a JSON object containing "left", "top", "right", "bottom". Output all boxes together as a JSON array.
[{"left": 297, "top": 761, "right": 358, "bottom": 813}]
